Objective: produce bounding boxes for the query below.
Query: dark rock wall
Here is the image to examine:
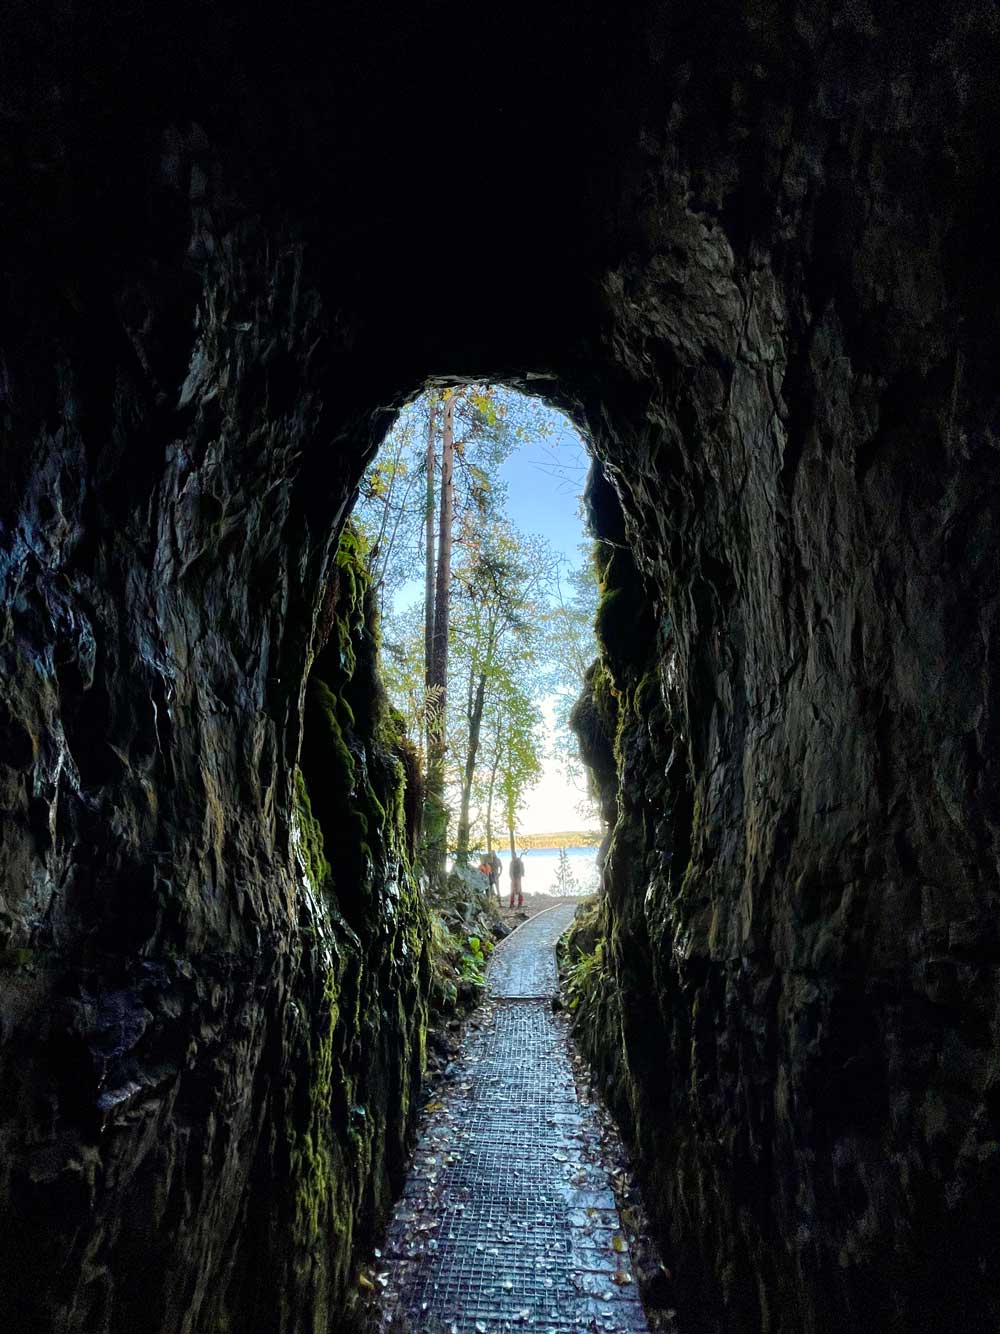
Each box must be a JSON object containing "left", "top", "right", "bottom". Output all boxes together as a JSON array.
[
  {"left": 1, "top": 191, "right": 428, "bottom": 1331},
  {"left": 564, "top": 8, "right": 1000, "bottom": 1331},
  {"left": 2, "top": 2, "right": 999, "bottom": 1332}
]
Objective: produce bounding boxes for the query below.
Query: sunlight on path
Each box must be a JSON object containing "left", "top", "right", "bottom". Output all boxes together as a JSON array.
[{"left": 381, "top": 907, "right": 649, "bottom": 1333}]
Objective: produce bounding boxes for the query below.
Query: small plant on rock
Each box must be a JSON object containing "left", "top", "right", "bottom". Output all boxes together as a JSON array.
[
  {"left": 554, "top": 847, "right": 579, "bottom": 896},
  {"left": 459, "top": 934, "right": 492, "bottom": 987}
]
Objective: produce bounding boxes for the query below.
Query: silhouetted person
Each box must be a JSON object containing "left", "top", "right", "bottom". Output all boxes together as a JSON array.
[
  {"left": 509, "top": 850, "right": 524, "bottom": 909},
  {"left": 489, "top": 849, "right": 502, "bottom": 898}
]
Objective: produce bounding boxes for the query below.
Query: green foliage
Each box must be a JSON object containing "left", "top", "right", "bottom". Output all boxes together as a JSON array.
[
  {"left": 427, "top": 914, "right": 460, "bottom": 1011},
  {"left": 353, "top": 383, "right": 553, "bottom": 622},
  {"left": 449, "top": 523, "right": 552, "bottom": 855},
  {"left": 425, "top": 908, "right": 498, "bottom": 1012},
  {"left": 459, "top": 933, "right": 493, "bottom": 986},
  {"left": 497, "top": 683, "right": 544, "bottom": 839},
  {"left": 561, "top": 896, "right": 609, "bottom": 1024},
  {"left": 544, "top": 543, "right": 600, "bottom": 806},
  {"left": 565, "top": 939, "right": 605, "bottom": 1013}
]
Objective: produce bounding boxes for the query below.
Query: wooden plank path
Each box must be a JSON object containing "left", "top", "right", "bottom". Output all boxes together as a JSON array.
[{"left": 380, "top": 905, "right": 649, "bottom": 1333}]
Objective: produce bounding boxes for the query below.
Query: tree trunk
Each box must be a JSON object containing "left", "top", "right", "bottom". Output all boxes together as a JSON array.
[
  {"left": 423, "top": 393, "right": 437, "bottom": 755},
  {"left": 431, "top": 392, "right": 454, "bottom": 693},
  {"left": 455, "top": 671, "right": 487, "bottom": 860},
  {"left": 424, "top": 391, "right": 455, "bottom": 882},
  {"left": 485, "top": 749, "right": 500, "bottom": 853}
]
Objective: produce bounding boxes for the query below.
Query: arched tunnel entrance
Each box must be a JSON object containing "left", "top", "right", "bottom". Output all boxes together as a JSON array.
[{"left": 2, "top": 4, "right": 1000, "bottom": 1333}]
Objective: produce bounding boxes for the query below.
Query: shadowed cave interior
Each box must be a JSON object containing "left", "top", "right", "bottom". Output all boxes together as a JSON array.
[{"left": 2, "top": 3, "right": 1000, "bottom": 1332}]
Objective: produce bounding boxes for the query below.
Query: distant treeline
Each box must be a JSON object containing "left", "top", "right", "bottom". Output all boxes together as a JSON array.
[{"left": 515, "top": 831, "right": 601, "bottom": 850}]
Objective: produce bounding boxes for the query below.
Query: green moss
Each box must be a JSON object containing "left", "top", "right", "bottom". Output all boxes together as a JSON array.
[
  {"left": 295, "top": 768, "right": 331, "bottom": 891},
  {"left": 285, "top": 521, "right": 434, "bottom": 1319},
  {"left": 594, "top": 585, "right": 623, "bottom": 656},
  {"left": 633, "top": 669, "right": 659, "bottom": 717},
  {"left": 592, "top": 535, "right": 650, "bottom": 692},
  {"left": 591, "top": 659, "right": 619, "bottom": 718},
  {"left": 593, "top": 537, "right": 615, "bottom": 585},
  {"left": 335, "top": 616, "right": 357, "bottom": 679},
  {"left": 291, "top": 964, "right": 341, "bottom": 1246},
  {"left": 364, "top": 781, "right": 386, "bottom": 829},
  {"left": 309, "top": 678, "right": 356, "bottom": 788},
  {"left": 596, "top": 584, "right": 648, "bottom": 681},
  {"left": 561, "top": 897, "right": 605, "bottom": 1015}
]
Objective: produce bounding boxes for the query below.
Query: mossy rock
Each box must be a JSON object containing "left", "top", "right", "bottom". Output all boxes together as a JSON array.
[
  {"left": 299, "top": 524, "right": 424, "bottom": 935},
  {"left": 294, "top": 767, "right": 331, "bottom": 891}
]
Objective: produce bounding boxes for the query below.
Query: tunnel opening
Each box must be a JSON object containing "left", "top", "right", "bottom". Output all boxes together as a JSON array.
[
  {"left": 293, "top": 379, "right": 618, "bottom": 1001},
  {"left": 345, "top": 385, "right": 603, "bottom": 877}
]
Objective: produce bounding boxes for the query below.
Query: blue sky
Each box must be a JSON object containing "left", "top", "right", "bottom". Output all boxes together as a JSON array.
[
  {"left": 499, "top": 409, "right": 591, "bottom": 566},
  {"left": 390, "top": 398, "right": 592, "bottom": 612},
  {"left": 499, "top": 404, "right": 598, "bottom": 833}
]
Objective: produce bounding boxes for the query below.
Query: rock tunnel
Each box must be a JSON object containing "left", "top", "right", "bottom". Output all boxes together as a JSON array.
[{"left": 2, "top": 3, "right": 999, "bottom": 1331}]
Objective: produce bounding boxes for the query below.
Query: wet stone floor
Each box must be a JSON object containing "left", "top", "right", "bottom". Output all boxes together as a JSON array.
[{"left": 380, "top": 905, "right": 649, "bottom": 1333}]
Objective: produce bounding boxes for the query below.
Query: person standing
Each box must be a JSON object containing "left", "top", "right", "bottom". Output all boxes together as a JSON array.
[
  {"left": 489, "top": 849, "right": 502, "bottom": 899},
  {"left": 477, "top": 855, "right": 492, "bottom": 892},
  {"left": 509, "top": 849, "right": 524, "bottom": 909}
]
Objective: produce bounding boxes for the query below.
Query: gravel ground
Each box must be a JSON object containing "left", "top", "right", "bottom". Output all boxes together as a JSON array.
[{"left": 497, "top": 893, "right": 585, "bottom": 930}]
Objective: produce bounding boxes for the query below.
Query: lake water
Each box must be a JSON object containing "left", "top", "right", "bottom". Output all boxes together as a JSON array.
[{"left": 492, "top": 846, "right": 600, "bottom": 897}]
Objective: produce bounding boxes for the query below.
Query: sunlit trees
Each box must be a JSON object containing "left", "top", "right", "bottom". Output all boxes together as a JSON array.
[
  {"left": 449, "top": 528, "right": 551, "bottom": 860},
  {"left": 355, "top": 384, "right": 592, "bottom": 884},
  {"left": 545, "top": 547, "right": 600, "bottom": 803},
  {"left": 498, "top": 685, "right": 544, "bottom": 859}
]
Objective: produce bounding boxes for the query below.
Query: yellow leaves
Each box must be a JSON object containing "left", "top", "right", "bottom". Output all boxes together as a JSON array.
[
  {"left": 611, "top": 1269, "right": 633, "bottom": 1285},
  {"left": 357, "top": 1272, "right": 375, "bottom": 1292},
  {"left": 611, "top": 1233, "right": 627, "bottom": 1253}
]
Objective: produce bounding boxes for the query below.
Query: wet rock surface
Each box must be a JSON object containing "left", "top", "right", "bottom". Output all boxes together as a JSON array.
[{"left": 380, "top": 907, "right": 648, "bottom": 1333}]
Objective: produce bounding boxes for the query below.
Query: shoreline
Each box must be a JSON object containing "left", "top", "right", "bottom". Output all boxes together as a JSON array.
[{"left": 508, "top": 833, "right": 601, "bottom": 851}]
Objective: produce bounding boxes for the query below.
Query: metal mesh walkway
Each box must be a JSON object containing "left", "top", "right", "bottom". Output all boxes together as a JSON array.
[{"left": 381, "top": 905, "right": 649, "bottom": 1333}]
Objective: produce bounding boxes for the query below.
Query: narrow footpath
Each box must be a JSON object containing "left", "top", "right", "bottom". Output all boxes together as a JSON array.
[{"left": 380, "top": 905, "right": 650, "bottom": 1333}]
